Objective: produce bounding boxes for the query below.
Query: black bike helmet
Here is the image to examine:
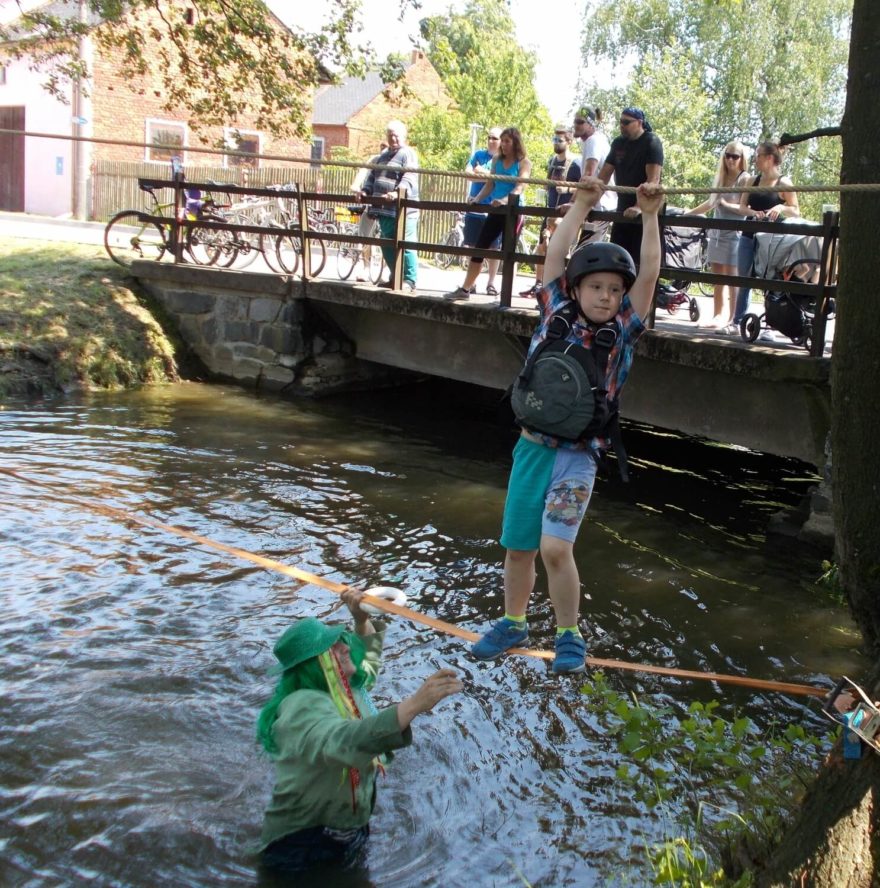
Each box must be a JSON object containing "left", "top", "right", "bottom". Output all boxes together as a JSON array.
[{"left": 565, "top": 242, "right": 637, "bottom": 291}]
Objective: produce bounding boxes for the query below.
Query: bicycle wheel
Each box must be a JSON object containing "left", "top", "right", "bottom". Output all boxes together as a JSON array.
[
  {"left": 276, "top": 233, "right": 300, "bottom": 275},
  {"left": 104, "top": 210, "right": 166, "bottom": 267},
  {"left": 306, "top": 235, "right": 327, "bottom": 277},
  {"left": 437, "top": 229, "right": 461, "bottom": 269},
  {"left": 336, "top": 243, "right": 359, "bottom": 280},
  {"left": 260, "top": 229, "right": 283, "bottom": 273},
  {"left": 186, "top": 222, "right": 223, "bottom": 266},
  {"left": 698, "top": 239, "right": 714, "bottom": 296},
  {"left": 188, "top": 214, "right": 237, "bottom": 267},
  {"left": 226, "top": 213, "right": 260, "bottom": 270},
  {"left": 369, "top": 244, "right": 385, "bottom": 284}
]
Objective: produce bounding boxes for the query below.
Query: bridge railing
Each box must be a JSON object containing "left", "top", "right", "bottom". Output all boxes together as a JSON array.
[{"left": 133, "top": 176, "right": 839, "bottom": 357}]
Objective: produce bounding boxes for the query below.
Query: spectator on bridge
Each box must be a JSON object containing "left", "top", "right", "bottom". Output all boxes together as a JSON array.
[
  {"left": 445, "top": 127, "right": 532, "bottom": 301},
  {"left": 520, "top": 123, "right": 581, "bottom": 297},
  {"left": 572, "top": 106, "right": 615, "bottom": 245},
  {"left": 598, "top": 107, "right": 664, "bottom": 263},
  {"left": 350, "top": 141, "right": 387, "bottom": 282},
  {"left": 688, "top": 140, "right": 751, "bottom": 330},
  {"left": 464, "top": 127, "right": 503, "bottom": 296},
  {"left": 731, "top": 141, "right": 799, "bottom": 337},
  {"left": 358, "top": 120, "right": 420, "bottom": 293},
  {"left": 257, "top": 588, "right": 461, "bottom": 875}
]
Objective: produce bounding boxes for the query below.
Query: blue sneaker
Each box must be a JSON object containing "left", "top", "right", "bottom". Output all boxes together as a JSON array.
[
  {"left": 552, "top": 631, "right": 587, "bottom": 674},
  {"left": 470, "top": 618, "right": 529, "bottom": 660}
]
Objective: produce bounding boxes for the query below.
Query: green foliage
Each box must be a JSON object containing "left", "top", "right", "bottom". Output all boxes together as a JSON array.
[
  {"left": 0, "top": 238, "right": 179, "bottom": 398},
  {"left": 417, "top": 0, "right": 552, "bottom": 167},
  {"left": 579, "top": 0, "right": 850, "bottom": 218},
  {"left": 817, "top": 560, "right": 845, "bottom": 605},
  {"left": 582, "top": 673, "right": 829, "bottom": 884},
  {"left": 0, "top": 0, "right": 405, "bottom": 139},
  {"left": 408, "top": 104, "right": 471, "bottom": 173}
]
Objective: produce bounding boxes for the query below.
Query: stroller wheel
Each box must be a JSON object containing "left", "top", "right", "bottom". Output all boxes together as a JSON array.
[
  {"left": 799, "top": 322, "right": 814, "bottom": 351},
  {"left": 688, "top": 298, "right": 700, "bottom": 322},
  {"left": 741, "top": 314, "right": 761, "bottom": 342}
]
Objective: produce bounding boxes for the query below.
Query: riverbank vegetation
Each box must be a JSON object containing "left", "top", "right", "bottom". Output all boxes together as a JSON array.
[
  {"left": 0, "top": 238, "right": 179, "bottom": 400},
  {"left": 584, "top": 674, "right": 831, "bottom": 885}
]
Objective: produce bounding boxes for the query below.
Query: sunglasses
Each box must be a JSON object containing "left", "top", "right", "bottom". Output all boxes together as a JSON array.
[
  {"left": 724, "top": 152, "right": 742, "bottom": 160},
  {"left": 619, "top": 118, "right": 637, "bottom": 126}
]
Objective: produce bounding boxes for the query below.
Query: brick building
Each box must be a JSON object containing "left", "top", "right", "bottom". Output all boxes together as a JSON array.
[
  {"left": 0, "top": 0, "right": 315, "bottom": 216},
  {"left": 312, "top": 51, "right": 454, "bottom": 161}
]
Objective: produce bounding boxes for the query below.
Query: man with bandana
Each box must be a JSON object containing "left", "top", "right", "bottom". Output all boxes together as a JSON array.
[{"left": 598, "top": 107, "right": 664, "bottom": 263}]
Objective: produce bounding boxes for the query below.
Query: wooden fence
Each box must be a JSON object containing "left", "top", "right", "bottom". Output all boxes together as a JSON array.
[{"left": 92, "top": 160, "right": 467, "bottom": 256}]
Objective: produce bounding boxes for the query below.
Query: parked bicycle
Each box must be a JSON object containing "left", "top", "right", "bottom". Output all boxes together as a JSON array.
[
  {"left": 103, "top": 181, "right": 231, "bottom": 268},
  {"left": 335, "top": 206, "right": 384, "bottom": 283},
  {"left": 436, "top": 211, "right": 467, "bottom": 269}
]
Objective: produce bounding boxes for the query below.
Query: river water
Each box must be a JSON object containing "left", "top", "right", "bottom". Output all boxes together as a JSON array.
[{"left": 0, "top": 381, "right": 866, "bottom": 887}]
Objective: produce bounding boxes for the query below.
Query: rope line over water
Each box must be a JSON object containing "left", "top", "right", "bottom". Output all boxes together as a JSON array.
[
  {"left": 0, "top": 466, "right": 827, "bottom": 699},
  {"left": 1, "top": 127, "right": 874, "bottom": 197}
]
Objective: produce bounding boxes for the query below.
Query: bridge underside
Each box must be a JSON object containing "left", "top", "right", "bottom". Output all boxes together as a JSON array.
[
  {"left": 308, "top": 282, "right": 830, "bottom": 467},
  {"left": 132, "top": 263, "right": 830, "bottom": 468}
]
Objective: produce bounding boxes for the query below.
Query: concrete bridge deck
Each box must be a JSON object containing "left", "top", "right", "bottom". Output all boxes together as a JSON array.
[{"left": 133, "top": 260, "right": 831, "bottom": 468}]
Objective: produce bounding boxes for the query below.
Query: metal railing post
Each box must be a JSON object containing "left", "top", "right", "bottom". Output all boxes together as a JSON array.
[
  {"left": 811, "top": 210, "right": 838, "bottom": 357},
  {"left": 391, "top": 189, "right": 406, "bottom": 290},
  {"left": 296, "top": 186, "right": 312, "bottom": 280},
  {"left": 499, "top": 194, "right": 519, "bottom": 307},
  {"left": 170, "top": 163, "right": 185, "bottom": 264}
]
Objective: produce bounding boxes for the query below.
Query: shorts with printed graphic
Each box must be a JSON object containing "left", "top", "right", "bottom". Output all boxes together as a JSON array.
[{"left": 500, "top": 434, "right": 596, "bottom": 550}]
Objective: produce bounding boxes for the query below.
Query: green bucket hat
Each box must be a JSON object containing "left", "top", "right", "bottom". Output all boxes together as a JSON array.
[{"left": 269, "top": 617, "right": 346, "bottom": 674}]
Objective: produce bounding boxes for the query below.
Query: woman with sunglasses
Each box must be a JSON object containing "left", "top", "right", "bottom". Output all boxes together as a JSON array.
[
  {"left": 690, "top": 141, "right": 751, "bottom": 330},
  {"left": 732, "top": 141, "right": 799, "bottom": 335}
]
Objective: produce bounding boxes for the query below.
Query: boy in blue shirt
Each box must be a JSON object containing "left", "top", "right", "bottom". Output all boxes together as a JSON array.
[{"left": 471, "top": 176, "right": 663, "bottom": 673}]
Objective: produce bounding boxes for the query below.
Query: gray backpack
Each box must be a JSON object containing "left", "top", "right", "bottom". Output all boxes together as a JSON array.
[{"left": 511, "top": 306, "right": 619, "bottom": 446}]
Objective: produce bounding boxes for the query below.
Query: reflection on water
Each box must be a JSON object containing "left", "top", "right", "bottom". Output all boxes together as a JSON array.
[{"left": 0, "top": 381, "right": 865, "bottom": 887}]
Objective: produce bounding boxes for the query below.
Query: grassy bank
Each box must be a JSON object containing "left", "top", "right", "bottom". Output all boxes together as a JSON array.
[{"left": 0, "top": 237, "right": 179, "bottom": 400}]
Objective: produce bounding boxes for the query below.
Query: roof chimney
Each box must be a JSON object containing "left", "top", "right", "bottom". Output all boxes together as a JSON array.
[{"left": 411, "top": 50, "right": 425, "bottom": 63}]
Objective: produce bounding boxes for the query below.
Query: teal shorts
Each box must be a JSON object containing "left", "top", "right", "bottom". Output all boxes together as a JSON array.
[{"left": 500, "top": 435, "right": 597, "bottom": 550}]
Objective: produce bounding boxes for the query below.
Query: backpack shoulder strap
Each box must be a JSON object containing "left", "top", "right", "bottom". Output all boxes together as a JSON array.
[{"left": 517, "top": 301, "right": 580, "bottom": 387}]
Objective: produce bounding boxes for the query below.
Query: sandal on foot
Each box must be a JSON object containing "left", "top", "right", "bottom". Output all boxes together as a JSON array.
[{"left": 486, "top": 284, "right": 499, "bottom": 297}]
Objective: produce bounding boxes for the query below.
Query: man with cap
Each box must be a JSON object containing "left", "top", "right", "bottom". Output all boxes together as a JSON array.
[
  {"left": 598, "top": 106, "right": 664, "bottom": 262},
  {"left": 256, "top": 589, "right": 461, "bottom": 875},
  {"left": 572, "top": 106, "right": 616, "bottom": 245},
  {"left": 520, "top": 122, "right": 581, "bottom": 297}
]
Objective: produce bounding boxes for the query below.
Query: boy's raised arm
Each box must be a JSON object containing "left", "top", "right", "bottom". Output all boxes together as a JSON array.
[
  {"left": 627, "top": 183, "right": 664, "bottom": 319},
  {"left": 544, "top": 176, "right": 605, "bottom": 284}
]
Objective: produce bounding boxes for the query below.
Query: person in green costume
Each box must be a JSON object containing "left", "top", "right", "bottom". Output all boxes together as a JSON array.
[{"left": 256, "top": 589, "right": 461, "bottom": 874}]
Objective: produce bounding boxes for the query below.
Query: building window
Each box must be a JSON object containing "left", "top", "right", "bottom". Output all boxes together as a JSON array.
[
  {"left": 310, "top": 137, "right": 324, "bottom": 169},
  {"left": 184, "top": 7, "right": 195, "bottom": 25},
  {"left": 145, "top": 119, "right": 186, "bottom": 163},
  {"left": 224, "top": 129, "right": 261, "bottom": 169}
]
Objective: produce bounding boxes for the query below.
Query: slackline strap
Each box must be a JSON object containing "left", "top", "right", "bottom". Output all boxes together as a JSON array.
[{"left": 0, "top": 467, "right": 827, "bottom": 699}]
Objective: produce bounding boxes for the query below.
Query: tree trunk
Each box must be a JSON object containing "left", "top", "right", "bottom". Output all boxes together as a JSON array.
[
  {"left": 755, "top": 2, "right": 880, "bottom": 883},
  {"left": 832, "top": 0, "right": 880, "bottom": 661}
]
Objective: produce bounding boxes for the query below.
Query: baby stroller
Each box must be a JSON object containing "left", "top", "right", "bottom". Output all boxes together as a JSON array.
[
  {"left": 655, "top": 208, "right": 705, "bottom": 322},
  {"left": 741, "top": 230, "right": 832, "bottom": 350}
]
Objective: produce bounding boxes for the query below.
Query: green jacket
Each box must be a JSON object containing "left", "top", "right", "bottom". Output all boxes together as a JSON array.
[{"left": 260, "top": 629, "right": 412, "bottom": 849}]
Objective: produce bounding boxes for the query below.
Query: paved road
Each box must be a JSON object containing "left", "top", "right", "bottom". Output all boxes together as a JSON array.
[{"left": 0, "top": 210, "right": 832, "bottom": 351}]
